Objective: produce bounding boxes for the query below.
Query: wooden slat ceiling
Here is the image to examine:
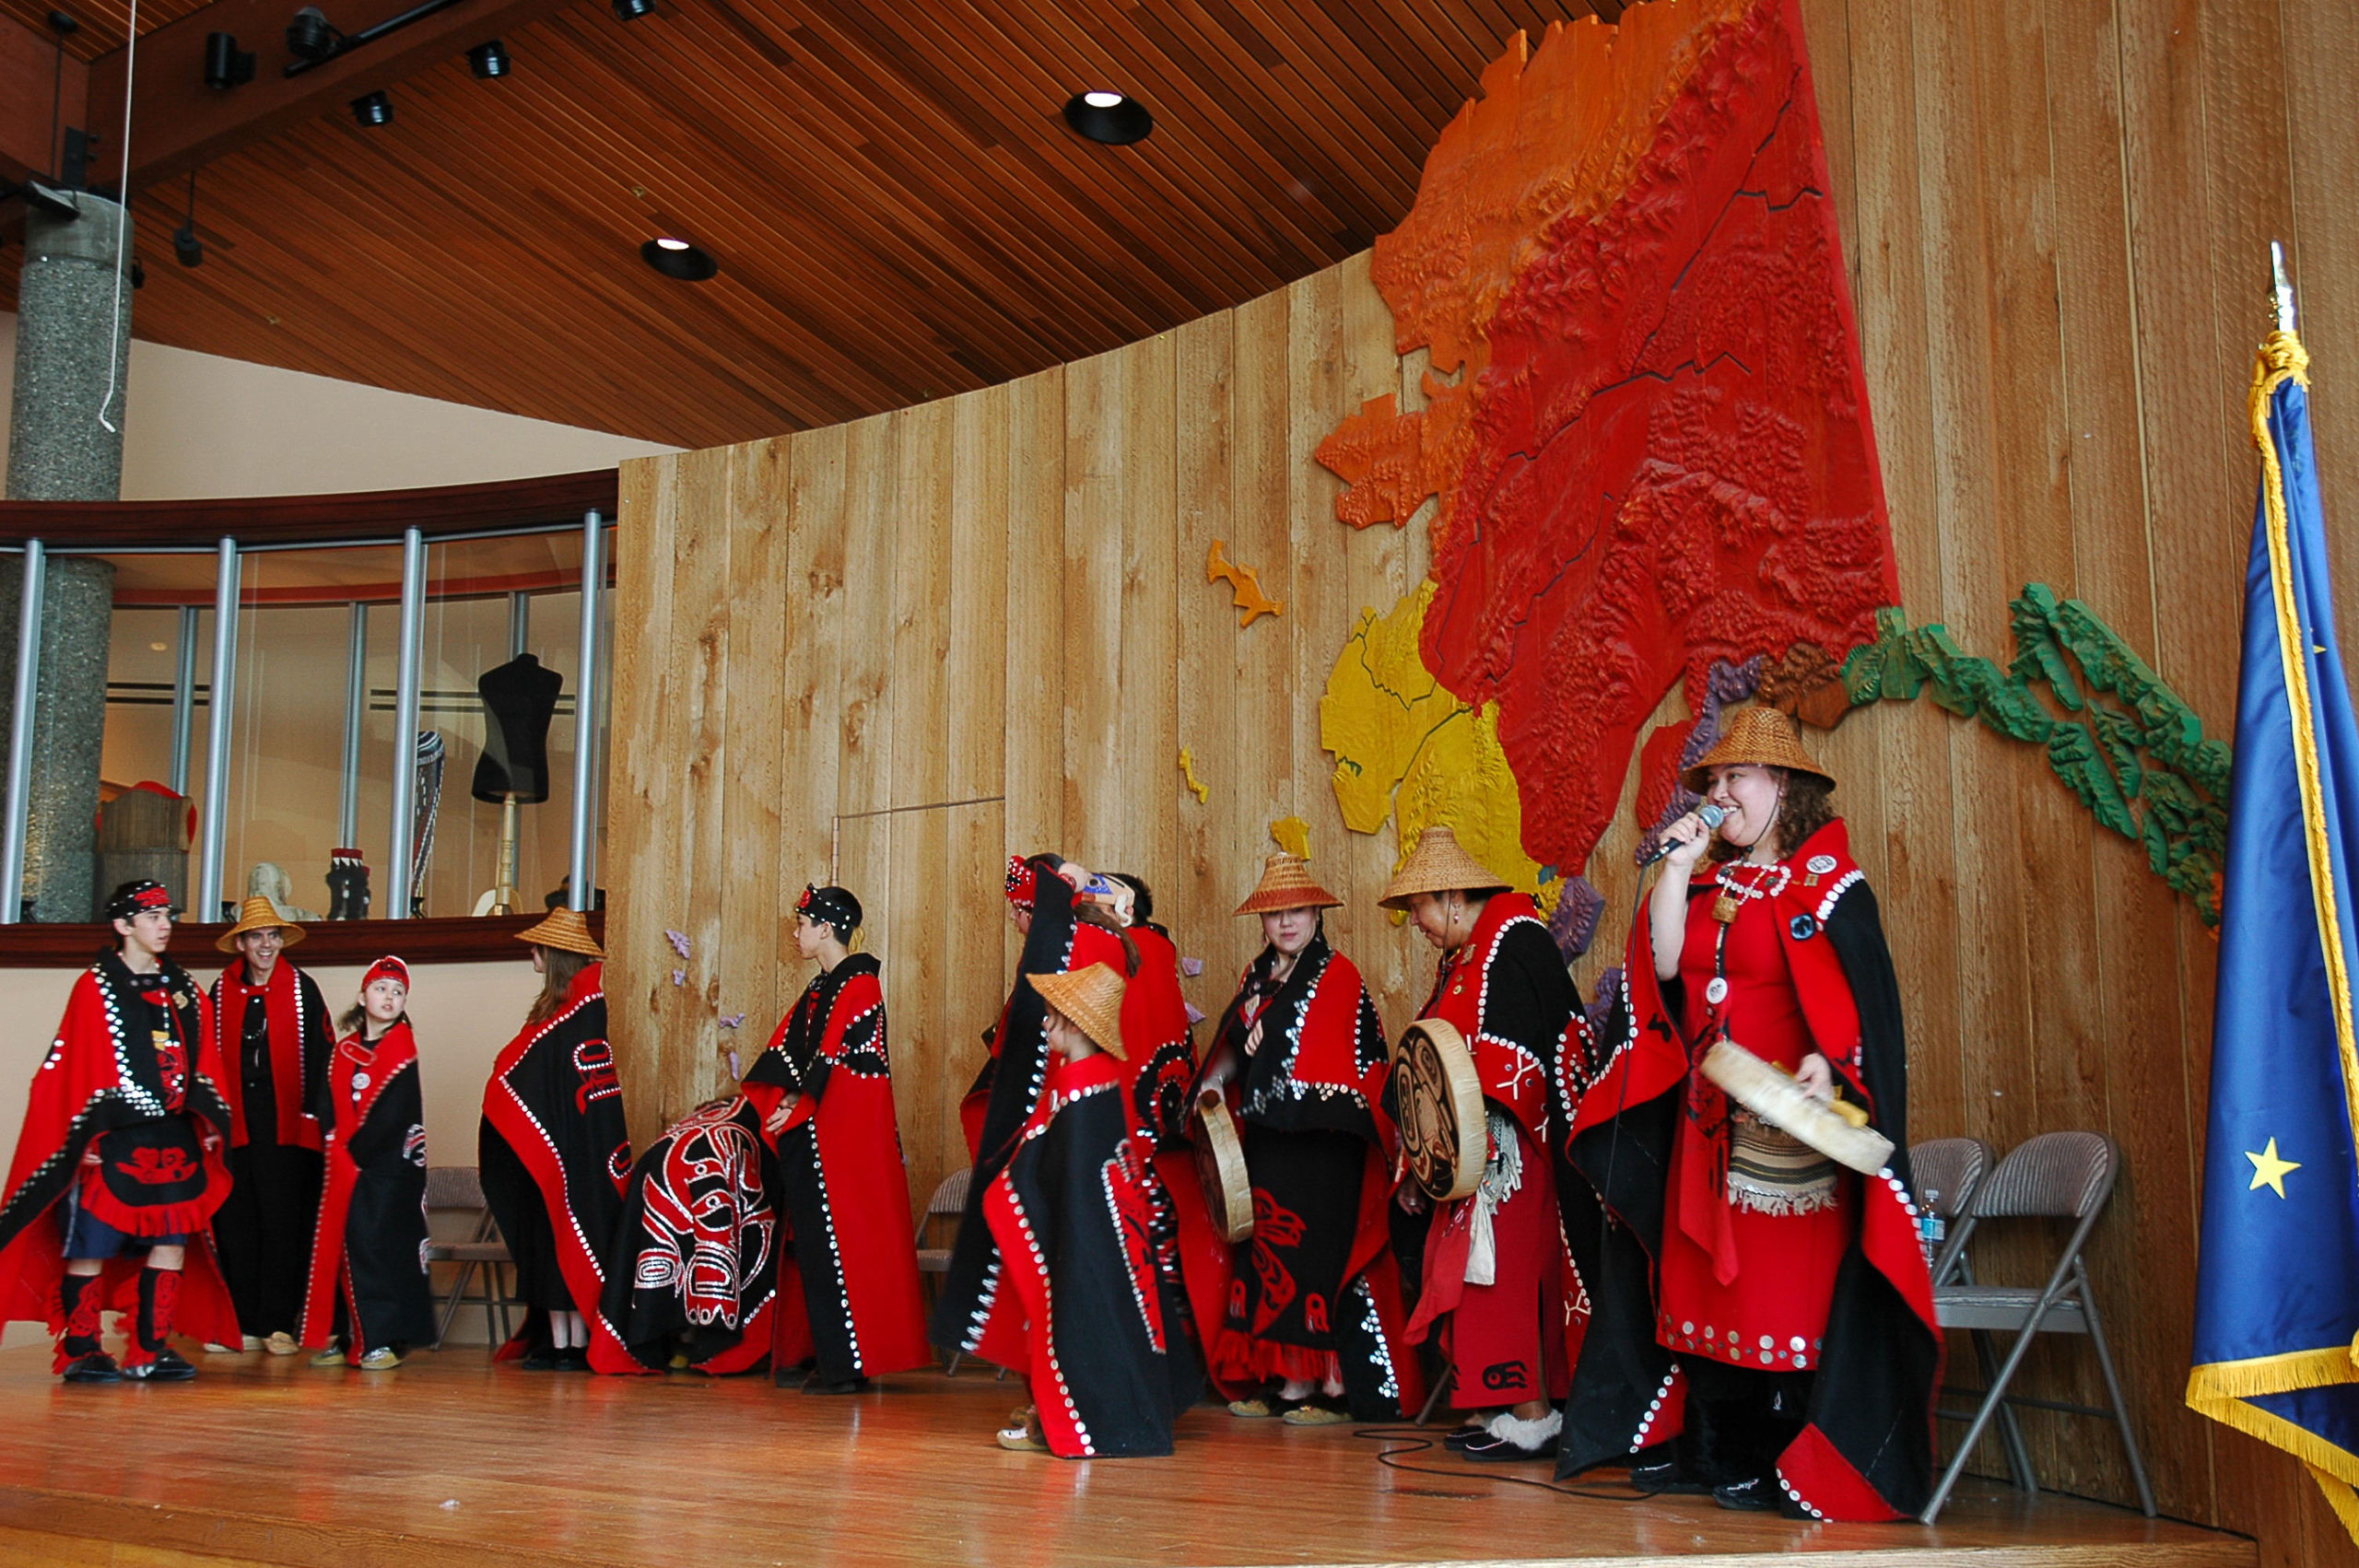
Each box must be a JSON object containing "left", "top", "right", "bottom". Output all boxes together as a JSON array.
[
  {"left": 2, "top": 0, "right": 1602, "bottom": 449},
  {"left": 0, "top": 0, "right": 211, "bottom": 58}
]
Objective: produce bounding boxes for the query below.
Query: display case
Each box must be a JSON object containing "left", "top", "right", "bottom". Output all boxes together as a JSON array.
[{"left": 0, "top": 471, "right": 615, "bottom": 961}]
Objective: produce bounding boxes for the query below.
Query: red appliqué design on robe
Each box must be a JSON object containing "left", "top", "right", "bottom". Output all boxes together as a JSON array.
[{"left": 1104, "top": 1134, "right": 1166, "bottom": 1354}]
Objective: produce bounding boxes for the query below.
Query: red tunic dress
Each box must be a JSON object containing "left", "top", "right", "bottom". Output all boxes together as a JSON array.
[{"left": 1655, "top": 858, "right": 1850, "bottom": 1374}]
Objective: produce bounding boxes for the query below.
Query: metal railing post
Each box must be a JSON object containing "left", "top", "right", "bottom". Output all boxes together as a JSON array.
[
  {"left": 169, "top": 603, "right": 198, "bottom": 795},
  {"left": 338, "top": 601, "right": 367, "bottom": 848},
  {"left": 567, "top": 510, "right": 603, "bottom": 912},
  {"left": 0, "top": 542, "right": 47, "bottom": 924},
  {"left": 386, "top": 528, "right": 427, "bottom": 919},
  {"left": 194, "top": 538, "right": 241, "bottom": 922}
]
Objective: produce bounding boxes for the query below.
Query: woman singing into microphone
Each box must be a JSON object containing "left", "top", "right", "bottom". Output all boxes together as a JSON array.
[{"left": 1558, "top": 706, "right": 1939, "bottom": 1521}]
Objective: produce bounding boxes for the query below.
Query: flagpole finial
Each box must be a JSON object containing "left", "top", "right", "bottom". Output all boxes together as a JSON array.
[{"left": 2272, "top": 241, "right": 2297, "bottom": 335}]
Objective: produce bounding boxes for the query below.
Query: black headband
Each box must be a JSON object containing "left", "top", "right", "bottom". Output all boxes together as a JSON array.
[{"left": 796, "top": 883, "right": 861, "bottom": 936}]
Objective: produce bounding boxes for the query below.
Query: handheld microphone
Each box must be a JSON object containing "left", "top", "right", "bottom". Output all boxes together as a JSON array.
[{"left": 1638, "top": 802, "right": 1726, "bottom": 867}]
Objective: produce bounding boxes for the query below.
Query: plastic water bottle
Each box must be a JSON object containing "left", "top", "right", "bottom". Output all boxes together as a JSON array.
[{"left": 1919, "top": 1193, "right": 1945, "bottom": 1275}]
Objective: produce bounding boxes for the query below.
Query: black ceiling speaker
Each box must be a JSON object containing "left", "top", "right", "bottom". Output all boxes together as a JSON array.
[
  {"left": 204, "top": 31, "right": 255, "bottom": 88},
  {"left": 1062, "top": 90, "right": 1152, "bottom": 145}
]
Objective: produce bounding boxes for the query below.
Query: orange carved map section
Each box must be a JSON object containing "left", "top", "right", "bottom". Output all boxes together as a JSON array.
[{"left": 1317, "top": 0, "right": 1896, "bottom": 878}]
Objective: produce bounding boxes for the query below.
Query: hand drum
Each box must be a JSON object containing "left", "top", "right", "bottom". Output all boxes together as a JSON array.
[
  {"left": 1392, "top": 1018, "right": 1486, "bottom": 1200},
  {"left": 1193, "top": 1097, "right": 1255, "bottom": 1242}
]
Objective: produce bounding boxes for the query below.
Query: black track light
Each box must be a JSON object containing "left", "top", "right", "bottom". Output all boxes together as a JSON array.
[
  {"left": 612, "top": 0, "right": 655, "bottom": 19},
  {"left": 351, "top": 89, "right": 393, "bottom": 127},
  {"left": 1062, "top": 89, "right": 1153, "bottom": 145},
  {"left": 287, "top": 6, "right": 340, "bottom": 62},
  {"left": 203, "top": 30, "right": 255, "bottom": 89},
  {"left": 467, "top": 39, "right": 511, "bottom": 78}
]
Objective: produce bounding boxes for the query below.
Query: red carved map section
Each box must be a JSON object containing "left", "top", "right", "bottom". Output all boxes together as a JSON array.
[{"left": 1318, "top": 0, "right": 1896, "bottom": 877}]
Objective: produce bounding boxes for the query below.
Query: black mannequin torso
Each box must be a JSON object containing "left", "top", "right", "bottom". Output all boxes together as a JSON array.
[{"left": 473, "top": 653, "right": 564, "bottom": 804}]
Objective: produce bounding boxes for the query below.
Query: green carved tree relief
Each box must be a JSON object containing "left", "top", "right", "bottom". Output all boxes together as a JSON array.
[{"left": 1840, "top": 585, "right": 2230, "bottom": 924}]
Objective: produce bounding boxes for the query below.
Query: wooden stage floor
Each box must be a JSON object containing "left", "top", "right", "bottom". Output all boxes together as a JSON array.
[{"left": 0, "top": 1343, "right": 2249, "bottom": 1568}]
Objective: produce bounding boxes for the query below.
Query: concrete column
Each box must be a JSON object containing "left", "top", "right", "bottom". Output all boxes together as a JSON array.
[
  {"left": 7, "top": 192, "right": 133, "bottom": 499},
  {"left": 3, "top": 192, "right": 134, "bottom": 921}
]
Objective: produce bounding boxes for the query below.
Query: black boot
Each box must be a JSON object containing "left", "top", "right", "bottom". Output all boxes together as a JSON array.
[{"left": 126, "top": 1267, "right": 196, "bottom": 1381}]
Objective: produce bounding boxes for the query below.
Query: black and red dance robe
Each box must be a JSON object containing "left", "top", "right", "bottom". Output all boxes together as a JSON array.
[
  {"left": 0, "top": 953, "right": 240, "bottom": 1366},
  {"left": 210, "top": 957, "right": 334, "bottom": 1339},
  {"left": 603, "top": 1094, "right": 780, "bottom": 1374},
  {"left": 1555, "top": 820, "right": 1941, "bottom": 1520},
  {"left": 604, "top": 955, "right": 933, "bottom": 1379},
  {"left": 982, "top": 1047, "right": 1175, "bottom": 1457},
  {"left": 1112, "top": 922, "right": 1223, "bottom": 1404},
  {"left": 1199, "top": 933, "right": 1424, "bottom": 1419},
  {"left": 745, "top": 952, "right": 932, "bottom": 1381},
  {"left": 479, "top": 962, "right": 634, "bottom": 1369},
  {"left": 933, "top": 865, "right": 1126, "bottom": 1356},
  {"left": 299, "top": 1023, "right": 433, "bottom": 1357},
  {"left": 1400, "top": 892, "right": 1584, "bottom": 1409}
]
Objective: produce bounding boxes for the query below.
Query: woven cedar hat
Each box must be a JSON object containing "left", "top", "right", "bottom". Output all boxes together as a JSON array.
[
  {"left": 1680, "top": 704, "right": 1836, "bottom": 795},
  {"left": 1027, "top": 963, "right": 1128, "bottom": 1060},
  {"left": 1235, "top": 851, "right": 1341, "bottom": 916},
  {"left": 516, "top": 907, "right": 604, "bottom": 959},
  {"left": 1379, "top": 825, "right": 1511, "bottom": 911},
  {"left": 217, "top": 894, "right": 308, "bottom": 954}
]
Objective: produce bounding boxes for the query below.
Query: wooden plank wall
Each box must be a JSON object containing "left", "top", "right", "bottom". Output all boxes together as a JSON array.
[{"left": 609, "top": 0, "right": 2359, "bottom": 1558}]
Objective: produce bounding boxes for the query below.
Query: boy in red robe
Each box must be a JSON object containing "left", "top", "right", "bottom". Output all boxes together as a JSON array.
[{"left": 0, "top": 881, "right": 239, "bottom": 1381}]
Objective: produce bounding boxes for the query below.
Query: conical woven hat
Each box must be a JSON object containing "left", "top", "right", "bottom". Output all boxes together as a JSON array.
[
  {"left": 1680, "top": 705, "right": 1836, "bottom": 794},
  {"left": 217, "top": 894, "right": 307, "bottom": 953},
  {"left": 1027, "top": 963, "right": 1128, "bottom": 1060},
  {"left": 1379, "top": 825, "right": 1510, "bottom": 910},
  {"left": 1235, "top": 851, "right": 1341, "bottom": 916},
  {"left": 516, "top": 907, "right": 604, "bottom": 959}
]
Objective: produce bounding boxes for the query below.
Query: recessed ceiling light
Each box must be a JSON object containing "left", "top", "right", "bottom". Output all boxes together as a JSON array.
[
  {"left": 1063, "top": 90, "right": 1152, "bottom": 145},
  {"left": 640, "top": 237, "right": 718, "bottom": 280},
  {"left": 350, "top": 89, "right": 393, "bottom": 127},
  {"left": 467, "top": 39, "right": 510, "bottom": 78}
]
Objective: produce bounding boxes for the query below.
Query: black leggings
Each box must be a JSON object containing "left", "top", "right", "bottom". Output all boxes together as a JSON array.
[{"left": 1678, "top": 1353, "right": 1815, "bottom": 1483}]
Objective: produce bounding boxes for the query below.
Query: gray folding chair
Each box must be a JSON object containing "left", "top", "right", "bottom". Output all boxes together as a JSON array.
[
  {"left": 424, "top": 1164, "right": 519, "bottom": 1350},
  {"left": 1911, "top": 1137, "right": 2032, "bottom": 1492},
  {"left": 1922, "top": 1131, "right": 2155, "bottom": 1523},
  {"left": 915, "top": 1167, "right": 975, "bottom": 1374}
]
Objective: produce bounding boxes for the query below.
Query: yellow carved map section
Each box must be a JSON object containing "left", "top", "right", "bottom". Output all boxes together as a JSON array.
[{"left": 1320, "top": 580, "right": 1555, "bottom": 917}]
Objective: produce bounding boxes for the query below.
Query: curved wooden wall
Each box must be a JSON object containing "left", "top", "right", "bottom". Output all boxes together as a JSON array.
[{"left": 608, "top": 0, "right": 2359, "bottom": 1559}]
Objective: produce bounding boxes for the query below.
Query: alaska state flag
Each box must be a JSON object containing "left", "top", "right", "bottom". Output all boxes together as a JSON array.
[{"left": 2189, "top": 328, "right": 2359, "bottom": 1542}]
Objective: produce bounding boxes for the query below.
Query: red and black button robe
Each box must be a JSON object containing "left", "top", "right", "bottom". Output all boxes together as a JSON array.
[
  {"left": 932, "top": 864, "right": 1127, "bottom": 1358},
  {"left": 210, "top": 957, "right": 334, "bottom": 1340},
  {"left": 1399, "top": 891, "right": 1584, "bottom": 1409},
  {"left": 1198, "top": 932, "right": 1425, "bottom": 1418},
  {"left": 1556, "top": 820, "right": 1941, "bottom": 1520},
  {"left": 983, "top": 1046, "right": 1175, "bottom": 1457},
  {"left": 1112, "top": 922, "right": 1223, "bottom": 1404},
  {"left": 299, "top": 1022, "right": 434, "bottom": 1357},
  {"left": 745, "top": 952, "right": 932, "bottom": 1382},
  {"left": 478, "top": 961, "right": 635, "bottom": 1369},
  {"left": 0, "top": 953, "right": 241, "bottom": 1366}
]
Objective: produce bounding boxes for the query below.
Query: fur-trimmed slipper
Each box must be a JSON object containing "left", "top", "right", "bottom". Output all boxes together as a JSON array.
[{"left": 1460, "top": 1409, "right": 1561, "bottom": 1463}]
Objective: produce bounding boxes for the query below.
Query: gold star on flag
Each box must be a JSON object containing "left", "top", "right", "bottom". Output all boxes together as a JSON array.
[{"left": 2247, "top": 1138, "right": 2300, "bottom": 1199}]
